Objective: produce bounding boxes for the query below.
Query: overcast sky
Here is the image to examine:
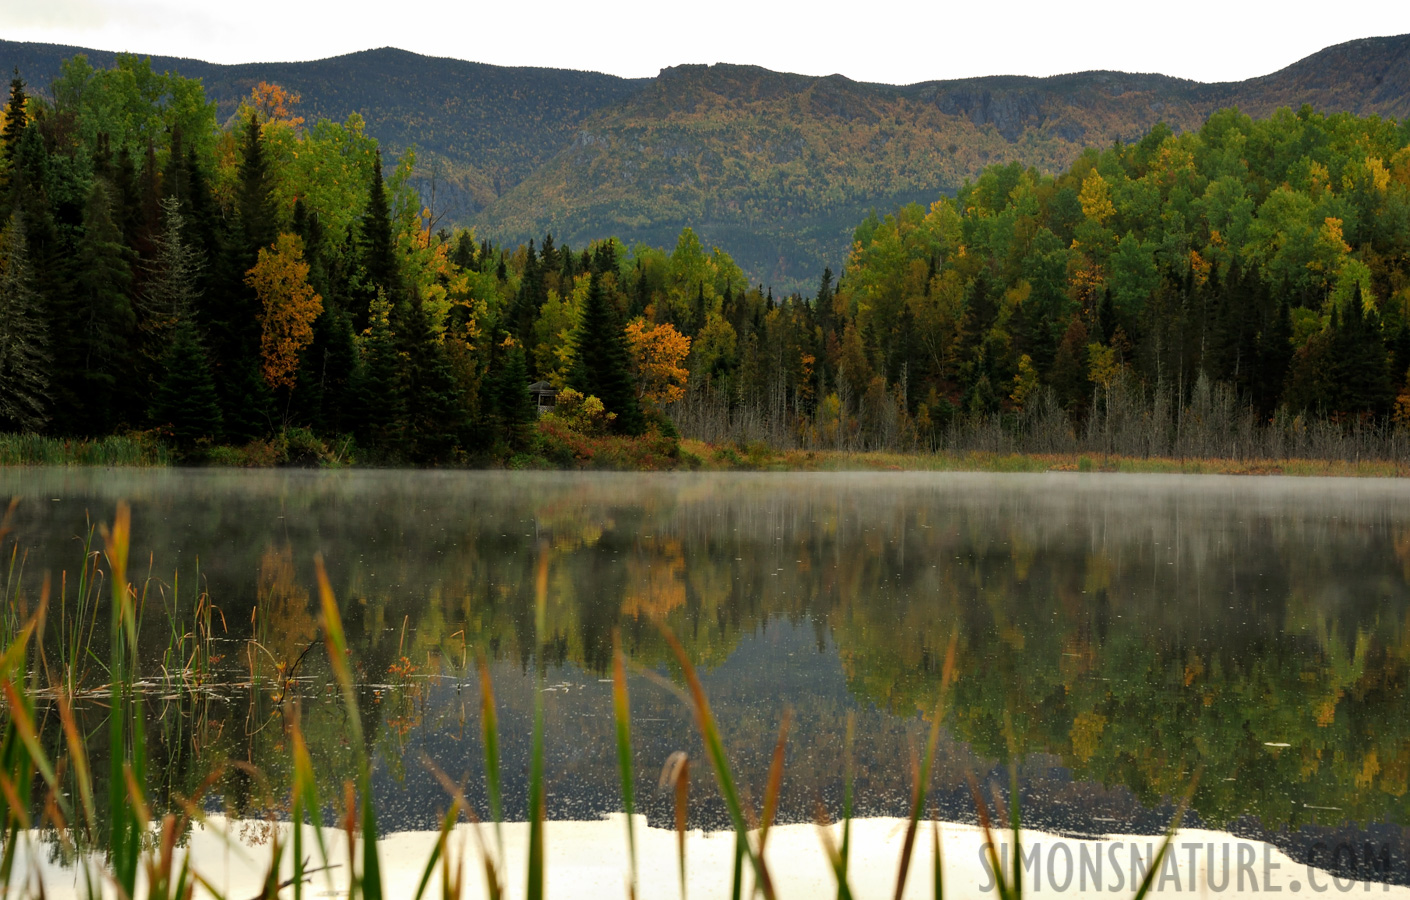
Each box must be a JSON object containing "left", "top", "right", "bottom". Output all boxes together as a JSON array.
[{"left": 3, "top": 0, "right": 1409, "bottom": 86}]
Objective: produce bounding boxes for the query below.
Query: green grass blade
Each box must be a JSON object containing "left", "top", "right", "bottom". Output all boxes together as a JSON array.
[
  {"left": 931, "top": 820, "right": 943, "bottom": 900},
  {"left": 413, "top": 802, "right": 460, "bottom": 900},
  {"left": 841, "top": 710, "right": 853, "bottom": 883},
  {"left": 894, "top": 634, "right": 956, "bottom": 900},
  {"left": 1131, "top": 778, "right": 1197, "bottom": 900},
  {"left": 527, "top": 554, "right": 549, "bottom": 900},
  {"left": 659, "top": 623, "right": 774, "bottom": 900},
  {"left": 476, "top": 653, "right": 503, "bottom": 854}
]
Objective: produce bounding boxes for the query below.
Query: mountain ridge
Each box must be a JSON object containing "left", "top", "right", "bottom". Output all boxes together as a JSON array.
[{"left": 2, "top": 35, "right": 1408, "bottom": 290}]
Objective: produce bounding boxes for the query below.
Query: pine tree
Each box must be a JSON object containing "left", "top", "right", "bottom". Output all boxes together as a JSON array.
[
  {"left": 0, "top": 214, "right": 49, "bottom": 431},
  {"left": 394, "top": 295, "right": 463, "bottom": 463},
  {"left": 570, "top": 272, "right": 643, "bottom": 434},
  {"left": 509, "top": 239, "right": 542, "bottom": 358},
  {"left": 52, "top": 179, "right": 135, "bottom": 435},
  {"left": 144, "top": 197, "right": 204, "bottom": 325},
  {"left": 492, "top": 343, "right": 535, "bottom": 451},
  {"left": 1329, "top": 285, "right": 1392, "bottom": 418},
  {"left": 150, "top": 317, "right": 223, "bottom": 449},
  {"left": 236, "top": 116, "right": 278, "bottom": 254},
  {"left": 0, "top": 71, "right": 27, "bottom": 205},
  {"left": 357, "top": 288, "right": 404, "bottom": 455},
  {"left": 359, "top": 148, "right": 398, "bottom": 326},
  {"left": 1256, "top": 298, "right": 1293, "bottom": 416},
  {"left": 215, "top": 116, "right": 279, "bottom": 440}
]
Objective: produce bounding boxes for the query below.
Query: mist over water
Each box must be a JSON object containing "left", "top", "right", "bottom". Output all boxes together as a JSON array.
[{"left": 3, "top": 470, "right": 1408, "bottom": 883}]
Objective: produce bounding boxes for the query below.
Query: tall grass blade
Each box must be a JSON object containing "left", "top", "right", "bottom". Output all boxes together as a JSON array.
[
  {"left": 412, "top": 801, "right": 462, "bottom": 900},
  {"left": 315, "top": 556, "right": 381, "bottom": 900},
  {"left": 1130, "top": 777, "right": 1199, "bottom": 900},
  {"left": 659, "top": 752, "right": 690, "bottom": 900},
  {"left": 841, "top": 710, "right": 854, "bottom": 887},
  {"left": 102, "top": 502, "right": 141, "bottom": 900},
  {"left": 966, "top": 773, "right": 1012, "bottom": 900},
  {"left": 291, "top": 715, "right": 332, "bottom": 900},
  {"left": 611, "top": 630, "right": 637, "bottom": 898},
  {"left": 893, "top": 633, "right": 956, "bottom": 900},
  {"left": 476, "top": 654, "right": 503, "bottom": 857},
  {"left": 658, "top": 624, "right": 774, "bottom": 900},
  {"left": 526, "top": 553, "right": 549, "bottom": 900},
  {"left": 931, "top": 819, "right": 943, "bottom": 900},
  {"left": 758, "top": 709, "right": 791, "bottom": 856}
]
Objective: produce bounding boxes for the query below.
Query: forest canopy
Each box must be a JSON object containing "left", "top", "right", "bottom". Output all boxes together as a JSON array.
[{"left": 1, "top": 53, "right": 1409, "bottom": 464}]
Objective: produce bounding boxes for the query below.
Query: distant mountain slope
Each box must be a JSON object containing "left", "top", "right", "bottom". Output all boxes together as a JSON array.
[
  {"left": 2, "top": 35, "right": 1407, "bottom": 291},
  {"left": 0, "top": 41, "right": 648, "bottom": 220},
  {"left": 485, "top": 35, "right": 1410, "bottom": 290}
]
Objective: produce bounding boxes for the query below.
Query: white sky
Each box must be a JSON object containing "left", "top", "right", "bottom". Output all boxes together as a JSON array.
[{"left": 3, "top": 0, "right": 1409, "bottom": 86}]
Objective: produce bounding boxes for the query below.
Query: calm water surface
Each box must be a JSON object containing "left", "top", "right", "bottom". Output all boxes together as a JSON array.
[{"left": 3, "top": 470, "right": 1408, "bottom": 884}]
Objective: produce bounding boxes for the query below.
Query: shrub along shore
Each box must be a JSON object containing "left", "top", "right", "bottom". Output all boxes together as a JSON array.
[{"left": 2, "top": 428, "right": 1407, "bottom": 477}]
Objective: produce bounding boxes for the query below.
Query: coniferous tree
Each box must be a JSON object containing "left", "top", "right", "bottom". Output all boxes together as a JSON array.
[
  {"left": 394, "top": 295, "right": 463, "bottom": 462},
  {"left": 1329, "top": 285, "right": 1392, "bottom": 418},
  {"left": 359, "top": 148, "right": 398, "bottom": 326},
  {"left": 490, "top": 340, "right": 535, "bottom": 451},
  {"left": 1256, "top": 298, "right": 1293, "bottom": 416},
  {"left": 144, "top": 197, "right": 204, "bottom": 325},
  {"left": 216, "top": 115, "right": 279, "bottom": 440},
  {"left": 0, "top": 71, "right": 27, "bottom": 204},
  {"left": 570, "top": 272, "right": 642, "bottom": 434},
  {"left": 150, "top": 317, "right": 223, "bottom": 449},
  {"left": 357, "top": 288, "right": 404, "bottom": 454},
  {"left": 52, "top": 179, "right": 135, "bottom": 434},
  {"left": 0, "top": 214, "right": 49, "bottom": 431}
]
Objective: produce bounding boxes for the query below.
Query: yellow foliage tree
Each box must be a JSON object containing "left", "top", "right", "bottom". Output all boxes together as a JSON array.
[
  {"left": 1078, "top": 171, "right": 1115, "bottom": 224},
  {"left": 625, "top": 319, "right": 692, "bottom": 407},
  {"left": 247, "top": 233, "right": 323, "bottom": 390},
  {"left": 1011, "top": 354, "right": 1039, "bottom": 410}
]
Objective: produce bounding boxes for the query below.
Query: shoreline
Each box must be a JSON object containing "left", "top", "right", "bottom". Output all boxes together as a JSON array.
[{"left": 2, "top": 432, "right": 1408, "bottom": 477}]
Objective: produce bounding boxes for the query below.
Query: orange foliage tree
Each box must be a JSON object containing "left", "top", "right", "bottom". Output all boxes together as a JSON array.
[
  {"left": 247, "top": 233, "right": 323, "bottom": 390},
  {"left": 625, "top": 319, "right": 691, "bottom": 407},
  {"left": 249, "top": 81, "right": 303, "bottom": 127}
]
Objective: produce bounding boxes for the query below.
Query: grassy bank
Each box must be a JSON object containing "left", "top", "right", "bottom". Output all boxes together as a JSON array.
[
  {"left": 4, "top": 429, "right": 1407, "bottom": 477},
  {"left": 683, "top": 440, "right": 1410, "bottom": 477},
  {"left": 0, "top": 433, "right": 171, "bottom": 467}
]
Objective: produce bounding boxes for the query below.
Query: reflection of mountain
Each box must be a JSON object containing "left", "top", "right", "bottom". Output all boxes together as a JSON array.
[{"left": 6, "top": 471, "right": 1410, "bottom": 866}]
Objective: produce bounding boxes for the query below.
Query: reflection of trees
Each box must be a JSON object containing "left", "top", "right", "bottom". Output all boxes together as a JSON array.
[{"left": 9, "top": 472, "right": 1410, "bottom": 834}]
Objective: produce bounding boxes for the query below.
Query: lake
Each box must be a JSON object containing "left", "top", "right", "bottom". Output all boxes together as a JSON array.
[{"left": 2, "top": 469, "right": 1408, "bottom": 896}]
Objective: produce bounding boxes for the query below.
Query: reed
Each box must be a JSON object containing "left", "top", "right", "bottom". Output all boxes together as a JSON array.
[
  {"left": 0, "top": 509, "right": 1196, "bottom": 900},
  {"left": 0, "top": 433, "right": 170, "bottom": 467}
]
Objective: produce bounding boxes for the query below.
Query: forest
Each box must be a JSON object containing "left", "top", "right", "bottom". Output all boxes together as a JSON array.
[{"left": 1, "top": 53, "right": 1410, "bottom": 465}]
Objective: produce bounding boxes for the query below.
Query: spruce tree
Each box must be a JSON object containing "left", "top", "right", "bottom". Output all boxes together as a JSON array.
[
  {"left": 359, "top": 148, "right": 398, "bottom": 327},
  {"left": 492, "top": 342, "right": 535, "bottom": 451},
  {"left": 150, "top": 317, "right": 223, "bottom": 449},
  {"left": 52, "top": 179, "right": 136, "bottom": 435},
  {"left": 1329, "top": 285, "right": 1392, "bottom": 418},
  {"left": 357, "top": 288, "right": 404, "bottom": 455},
  {"left": 0, "top": 214, "right": 49, "bottom": 431},
  {"left": 394, "top": 295, "right": 463, "bottom": 463},
  {"left": 570, "top": 272, "right": 643, "bottom": 434},
  {"left": 0, "top": 71, "right": 27, "bottom": 204},
  {"left": 215, "top": 115, "right": 279, "bottom": 440},
  {"left": 1256, "top": 298, "right": 1293, "bottom": 416}
]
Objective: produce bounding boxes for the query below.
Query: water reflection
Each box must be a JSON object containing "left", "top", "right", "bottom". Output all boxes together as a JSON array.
[{"left": 3, "top": 471, "right": 1408, "bottom": 883}]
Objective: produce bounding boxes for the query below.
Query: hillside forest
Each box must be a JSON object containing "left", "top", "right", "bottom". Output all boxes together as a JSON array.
[{"left": 2, "top": 54, "right": 1410, "bottom": 464}]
